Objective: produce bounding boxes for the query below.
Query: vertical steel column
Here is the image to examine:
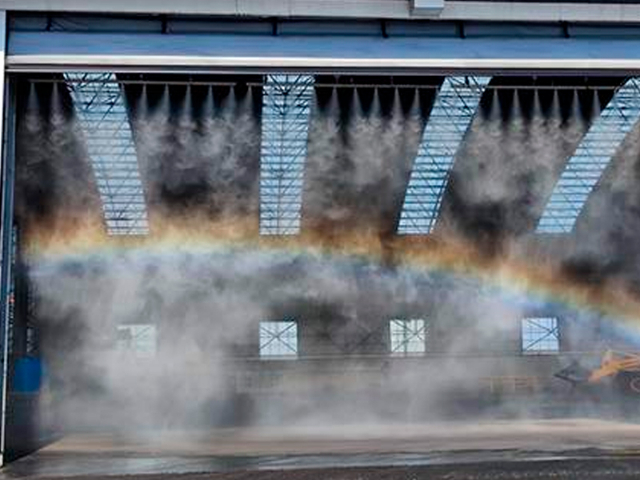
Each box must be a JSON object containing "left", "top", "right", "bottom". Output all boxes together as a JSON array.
[{"left": 0, "top": 10, "right": 11, "bottom": 466}]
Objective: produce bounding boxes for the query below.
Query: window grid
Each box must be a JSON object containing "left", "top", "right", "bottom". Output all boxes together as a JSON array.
[
  {"left": 65, "top": 72, "right": 149, "bottom": 236},
  {"left": 390, "top": 318, "right": 428, "bottom": 355},
  {"left": 259, "top": 74, "right": 314, "bottom": 235},
  {"left": 398, "top": 76, "right": 490, "bottom": 234},
  {"left": 259, "top": 320, "right": 298, "bottom": 358},
  {"left": 117, "top": 324, "right": 157, "bottom": 357},
  {"left": 537, "top": 78, "right": 640, "bottom": 233},
  {"left": 521, "top": 317, "right": 560, "bottom": 354}
]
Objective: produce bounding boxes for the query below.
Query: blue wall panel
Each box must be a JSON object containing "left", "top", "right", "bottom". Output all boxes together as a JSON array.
[{"left": 10, "top": 31, "right": 640, "bottom": 63}]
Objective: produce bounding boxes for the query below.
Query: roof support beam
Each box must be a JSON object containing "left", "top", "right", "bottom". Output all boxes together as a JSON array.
[
  {"left": 537, "top": 78, "right": 640, "bottom": 233},
  {"left": 259, "top": 74, "right": 313, "bottom": 235},
  {"left": 397, "top": 76, "right": 488, "bottom": 234},
  {"left": 65, "top": 73, "right": 149, "bottom": 235}
]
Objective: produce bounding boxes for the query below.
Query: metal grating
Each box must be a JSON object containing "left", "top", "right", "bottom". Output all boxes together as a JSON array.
[
  {"left": 65, "top": 73, "right": 149, "bottom": 236},
  {"left": 259, "top": 74, "right": 314, "bottom": 235},
  {"left": 389, "top": 318, "right": 427, "bottom": 355},
  {"left": 397, "top": 76, "right": 490, "bottom": 234},
  {"left": 537, "top": 79, "right": 640, "bottom": 233},
  {"left": 521, "top": 317, "right": 559, "bottom": 354}
]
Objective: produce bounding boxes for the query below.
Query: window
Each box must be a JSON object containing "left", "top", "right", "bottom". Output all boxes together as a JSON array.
[
  {"left": 397, "top": 76, "right": 489, "bottom": 234},
  {"left": 390, "top": 319, "right": 428, "bottom": 355},
  {"left": 117, "top": 324, "right": 157, "bottom": 357},
  {"left": 259, "top": 320, "right": 298, "bottom": 358},
  {"left": 521, "top": 317, "right": 560, "bottom": 354},
  {"left": 65, "top": 73, "right": 149, "bottom": 235},
  {"left": 537, "top": 79, "right": 640, "bottom": 233},
  {"left": 259, "top": 75, "right": 314, "bottom": 235}
]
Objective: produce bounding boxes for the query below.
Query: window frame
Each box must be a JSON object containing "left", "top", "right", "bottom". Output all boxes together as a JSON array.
[
  {"left": 259, "top": 320, "right": 299, "bottom": 359},
  {"left": 521, "top": 316, "right": 560, "bottom": 355},
  {"left": 389, "top": 318, "right": 428, "bottom": 356},
  {"left": 116, "top": 323, "right": 157, "bottom": 357}
]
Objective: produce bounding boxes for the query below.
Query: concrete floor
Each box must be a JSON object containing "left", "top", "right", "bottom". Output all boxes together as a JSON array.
[{"left": 4, "top": 419, "right": 640, "bottom": 479}]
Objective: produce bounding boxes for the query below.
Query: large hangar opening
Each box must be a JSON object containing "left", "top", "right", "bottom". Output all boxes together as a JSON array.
[
  {"left": 4, "top": 0, "right": 640, "bottom": 476},
  {"left": 5, "top": 66, "right": 640, "bottom": 480},
  {"left": 8, "top": 69, "right": 640, "bottom": 468}
]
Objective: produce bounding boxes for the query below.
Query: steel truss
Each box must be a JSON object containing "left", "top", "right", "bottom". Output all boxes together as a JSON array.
[
  {"left": 65, "top": 73, "right": 149, "bottom": 236},
  {"left": 538, "top": 79, "right": 640, "bottom": 233},
  {"left": 259, "top": 74, "right": 314, "bottom": 235},
  {"left": 397, "top": 76, "right": 489, "bottom": 234}
]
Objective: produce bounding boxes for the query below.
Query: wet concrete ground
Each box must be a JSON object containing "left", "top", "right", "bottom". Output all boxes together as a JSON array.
[
  {"left": 12, "top": 459, "right": 640, "bottom": 480},
  {"left": 5, "top": 419, "right": 640, "bottom": 479}
]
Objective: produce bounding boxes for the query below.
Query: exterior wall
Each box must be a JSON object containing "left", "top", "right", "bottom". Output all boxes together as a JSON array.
[
  {"left": 2, "top": 0, "right": 637, "bottom": 453},
  {"left": 11, "top": 15, "right": 640, "bottom": 73},
  {"left": 2, "top": 0, "right": 640, "bottom": 23},
  {"left": 233, "top": 354, "right": 572, "bottom": 423}
]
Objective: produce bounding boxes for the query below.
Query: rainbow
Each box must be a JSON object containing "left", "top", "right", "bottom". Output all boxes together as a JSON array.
[{"left": 23, "top": 222, "right": 640, "bottom": 348}]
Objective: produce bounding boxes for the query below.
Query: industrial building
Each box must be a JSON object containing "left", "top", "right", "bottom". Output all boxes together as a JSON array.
[{"left": 2, "top": 1, "right": 640, "bottom": 478}]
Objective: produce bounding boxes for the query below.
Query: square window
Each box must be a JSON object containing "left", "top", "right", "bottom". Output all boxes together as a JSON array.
[
  {"left": 260, "top": 321, "right": 298, "bottom": 358},
  {"left": 521, "top": 317, "right": 559, "bottom": 354},
  {"left": 117, "top": 324, "right": 157, "bottom": 357},
  {"left": 390, "top": 319, "right": 427, "bottom": 355}
]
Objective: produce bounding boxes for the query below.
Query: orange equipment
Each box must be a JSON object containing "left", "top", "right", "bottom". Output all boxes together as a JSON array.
[{"left": 556, "top": 350, "right": 640, "bottom": 394}]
